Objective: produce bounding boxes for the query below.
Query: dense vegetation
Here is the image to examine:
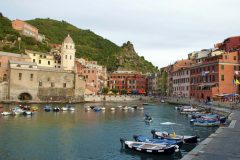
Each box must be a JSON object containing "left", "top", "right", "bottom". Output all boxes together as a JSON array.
[
  {"left": 0, "top": 13, "right": 158, "bottom": 73},
  {"left": 0, "top": 14, "right": 50, "bottom": 53}
]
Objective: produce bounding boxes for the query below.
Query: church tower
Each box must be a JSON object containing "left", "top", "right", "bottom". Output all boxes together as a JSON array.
[{"left": 61, "top": 34, "right": 75, "bottom": 71}]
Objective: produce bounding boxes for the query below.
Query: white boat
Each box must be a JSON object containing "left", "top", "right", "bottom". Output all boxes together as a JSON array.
[
  {"left": 61, "top": 107, "right": 68, "bottom": 111},
  {"left": 117, "top": 105, "right": 123, "bottom": 108},
  {"left": 23, "top": 111, "right": 34, "bottom": 115},
  {"left": 1, "top": 112, "right": 12, "bottom": 116},
  {"left": 122, "top": 106, "right": 129, "bottom": 110},
  {"left": 84, "top": 106, "right": 90, "bottom": 111},
  {"left": 101, "top": 107, "right": 106, "bottom": 110},
  {"left": 128, "top": 107, "right": 134, "bottom": 111},
  {"left": 137, "top": 107, "right": 144, "bottom": 110},
  {"left": 12, "top": 107, "right": 24, "bottom": 115},
  {"left": 110, "top": 107, "right": 116, "bottom": 111}
]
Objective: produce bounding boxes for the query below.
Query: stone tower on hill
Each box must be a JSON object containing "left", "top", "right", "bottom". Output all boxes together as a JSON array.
[{"left": 61, "top": 34, "right": 76, "bottom": 71}]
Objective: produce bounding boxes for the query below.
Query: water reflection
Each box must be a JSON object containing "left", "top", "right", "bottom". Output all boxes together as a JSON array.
[{"left": 0, "top": 102, "right": 218, "bottom": 160}]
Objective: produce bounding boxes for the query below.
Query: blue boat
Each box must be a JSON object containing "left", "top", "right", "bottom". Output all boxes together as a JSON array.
[
  {"left": 44, "top": 106, "right": 52, "bottom": 112},
  {"left": 93, "top": 107, "right": 102, "bottom": 112},
  {"left": 133, "top": 135, "right": 183, "bottom": 147}
]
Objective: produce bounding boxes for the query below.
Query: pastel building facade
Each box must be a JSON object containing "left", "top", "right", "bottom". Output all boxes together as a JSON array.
[{"left": 12, "top": 19, "right": 45, "bottom": 42}]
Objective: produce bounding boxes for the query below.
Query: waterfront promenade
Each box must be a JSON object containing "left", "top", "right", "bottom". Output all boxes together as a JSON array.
[{"left": 182, "top": 109, "right": 240, "bottom": 160}]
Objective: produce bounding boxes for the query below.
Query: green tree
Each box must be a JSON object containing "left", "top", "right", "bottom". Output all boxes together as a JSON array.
[
  {"left": 160, "top": 71, "right": 168, "bottom": 96},
  {"left": 120, "top": 89, "right": 127, "bottom": 95},
  {"left": 111, "top": 88, "right": 119, "bottom": 95},
  {"left": 102, "top": 87, "right": 109, "bottom": 95}
]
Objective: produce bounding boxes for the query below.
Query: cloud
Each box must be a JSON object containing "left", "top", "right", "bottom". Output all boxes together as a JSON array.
[{"left": 1, "top": 0, "right": 240, "bottom": 68}]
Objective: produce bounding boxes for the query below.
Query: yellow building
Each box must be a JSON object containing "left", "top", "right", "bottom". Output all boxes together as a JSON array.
[{"left": 25, "top": 50, "right": 61, "bottom": 68}]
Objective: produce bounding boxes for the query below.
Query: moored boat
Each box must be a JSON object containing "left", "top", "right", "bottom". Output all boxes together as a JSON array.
[
  {"left": 151, "top": 130, "right": 199, "bottom": 144},
  {"left": 110, "top": 107, "right": 115, "bottom": 111},
  {"left": 120, "top": 139, "right": 178, "bottom": 155},
  {"left": 23, "top": 111, "right": 34, "bottom": 115},
  {"left": 93, "top": 107, "right": 102, "bottom": 112},
  {"left": 84, "top": 106, "right": 91, "bottom": 111},
  {"left": 133, "top": 135, "right": 183, "bottom": 148},
  {"left": 1, "top": 111, "right": 12, "bottom": 116},
  {"left": 53, "top": 107, "right": 60, "bottom": 112},
  {"left": 12, "top": 107, "right": 24, "bottom": 115},
  {"left": 44, "top": 106, "right": 52, "bottom": 112}
]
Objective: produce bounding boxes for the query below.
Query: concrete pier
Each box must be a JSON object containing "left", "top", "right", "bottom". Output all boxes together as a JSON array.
[{"left": 181, "top": 110, "right": 240, "bottom": 160}]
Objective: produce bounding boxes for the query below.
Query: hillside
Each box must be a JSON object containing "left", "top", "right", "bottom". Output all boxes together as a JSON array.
[{"left": 0, "top": 13, "right": 158, "bottom": 73}]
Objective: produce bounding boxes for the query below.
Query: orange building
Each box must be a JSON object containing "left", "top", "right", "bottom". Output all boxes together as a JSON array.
[
  {"left": 190, "top": 51, "right": 240, "bottom": 100},
  {"left": 0, "top": 51, "right": 30, "bottom": 82},
  {"left": 12, "top": 19, "right": 45, "bottom": 42}
]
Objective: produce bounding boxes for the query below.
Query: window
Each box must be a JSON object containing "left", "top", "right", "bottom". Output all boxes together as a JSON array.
[
  {"left": 40, "top": 55, "right": 42, "bottom": 58},
  {"left": 33, "top": 54, "right": 36, "bottom": 56},
  {"left": 33, "top": 59, "right": 35, "bottom": 63},
  {"left": 66, "top": 45, "right": 68, "bottom": 49},
  {"left": 92, "top": 70, "right": 94, "bottom": 73},
  {"left": 221, "top": 75, "right": 224, "bottom": 81},
  {"left": 44, "top": 55, "right": 46, "bottom": 58},
  {"left": 234, "top": 56, "right": 237, "bottom": 60},
  {"left": 63, "top": 83, "right": 66, "bottom": 88},
  {"left": 70, "top": 55, "right": 72, "bottom": 60},
  {"left": 225, "top": 55, "right": 227, "bottom": 59},
  {"left": 0, "top": 62, "right": 1, "bottom": 67},
  {"left": 39, "top": 81, "right": 42, "bottom": 87},
  {"left": 51, "top": 82, "right": 55, "bottom": 87},
  {"left": 39, "top": 60, "right": 41, "bottom": 64},
  {"left": 92, "top": 80, "right": 94, "bottom": 82},
  {"left": 65, "top": 55, "right": 67, "bottom": 59},
  {"left": 86, "top": 75, "right": 88, "bottom": 79},
  {"left": 30, "top": 74, "right": 33, "bottom": 81},
  {"left": 88, "top": 70, "right": 90, "bottom": 73},
  {"left": 19, "top": 73, "right": 22, "bottom": 80},
  {"left": 48, "top": 61, "right": 50, "bottom": 65},
  {"left": 221, "top": 65, "right": 224, "bottom": 70},
  {"left": 234, "top": 66, "right": 237, "bottom": 70}
]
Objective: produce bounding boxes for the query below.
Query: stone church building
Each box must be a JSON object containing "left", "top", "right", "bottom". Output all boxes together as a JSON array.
[{"left": 1, "top": 35, "right": 85, "bottom": 101}]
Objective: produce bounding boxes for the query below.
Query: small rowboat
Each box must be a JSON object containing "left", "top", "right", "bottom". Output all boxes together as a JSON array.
[
  {"left": 151, "top": 130, "right": 199, "bottom": 144},
  {"left": 1, "top": 112, "right": 12, "bottom": 116},
  {"left": 133, "top": 135, "right": 183, "bottom": 148},
  {"left": 120, "top": 139, "right": 178, "bottom": 155},
  {"left": 53, "top": 107, "right": 60, "bottom": 112},
  {"left": 44, "top": 106, "right": 52, "bottom": 112}
]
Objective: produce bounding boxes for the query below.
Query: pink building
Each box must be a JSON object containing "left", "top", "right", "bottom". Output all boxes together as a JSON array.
[
  {"left": 75, "top": 58, "right": 107, "bottom": 94},
  {"left": 0, "top": 51, "right": 30, "bottom": 82}
]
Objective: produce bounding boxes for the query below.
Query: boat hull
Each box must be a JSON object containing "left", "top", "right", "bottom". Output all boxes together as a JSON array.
[{"left": 124, "top": 143, "right": 175, "bottom": 155}]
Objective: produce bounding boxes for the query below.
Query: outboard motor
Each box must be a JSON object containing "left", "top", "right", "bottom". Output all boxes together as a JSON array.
[
  {"left": 151, "top": 129, "right": 156, "bottom": 138},
  {"left": 133, "top": 135, "right": 138, "bottom": 141},
  {"left": 120, "top": 138, "right": 126, "bottom": 148}
]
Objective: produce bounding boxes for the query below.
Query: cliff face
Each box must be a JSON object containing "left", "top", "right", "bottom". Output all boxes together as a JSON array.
[{"left": 0, "top": 13, "right": 158, "bottom": 73}]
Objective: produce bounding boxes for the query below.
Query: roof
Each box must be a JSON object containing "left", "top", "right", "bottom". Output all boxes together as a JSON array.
[
  {"left": 0, "top": 51, "right": 30, "bottom": 58},
  {"left": 63, "top": 34, "right": 74, "bottom": 44},
  {"left": 9, "top": 60, "right": 37, "bottom": 66}
]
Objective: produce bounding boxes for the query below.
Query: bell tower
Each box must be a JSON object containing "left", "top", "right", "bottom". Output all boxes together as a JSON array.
[{"left": 61, "top": 34, "right": 75, "bottom": 70}]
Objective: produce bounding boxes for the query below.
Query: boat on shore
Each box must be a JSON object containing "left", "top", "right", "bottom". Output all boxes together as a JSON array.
[
  {"left": 151, "top": 130, "right": 199, "bottom": 144},
  {"left": 120, "top": 138, "right": 178, "bottom": 155}
]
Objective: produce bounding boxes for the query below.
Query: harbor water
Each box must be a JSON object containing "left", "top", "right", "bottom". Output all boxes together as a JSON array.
[{"left": 0, "top": 102, "right": 218, "bottom": 160}]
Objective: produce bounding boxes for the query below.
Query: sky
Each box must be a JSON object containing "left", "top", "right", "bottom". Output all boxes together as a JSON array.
[{"left": 1, "top": 0, "right": 240, "bottom": 68}]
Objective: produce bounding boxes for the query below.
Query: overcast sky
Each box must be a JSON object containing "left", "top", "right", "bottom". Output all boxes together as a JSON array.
[{"left": 1, "top": 0, "right": 240, "bottom": 68}]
